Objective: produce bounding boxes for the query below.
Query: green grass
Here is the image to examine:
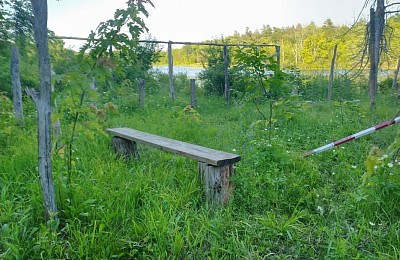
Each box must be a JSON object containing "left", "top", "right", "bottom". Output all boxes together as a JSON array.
[{"left": 1, "top": 86, "right": 400, "bottom": 259}]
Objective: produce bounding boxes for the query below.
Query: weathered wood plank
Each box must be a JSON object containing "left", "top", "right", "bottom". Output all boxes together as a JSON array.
[{"left": 106, "top": 127, "right": 241, "bottom": 166}]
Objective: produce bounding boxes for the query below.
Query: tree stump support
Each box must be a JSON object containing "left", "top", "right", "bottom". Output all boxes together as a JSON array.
[
  {"left": 199, "top": 162, "right": 234, "bottom": 204},
  {"left": 112, "top": 136, "right": 139, "bottom": 160}
]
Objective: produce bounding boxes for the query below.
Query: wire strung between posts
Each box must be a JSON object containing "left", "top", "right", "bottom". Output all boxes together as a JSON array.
[{"left": 303, "top": 116, "right": 400, "bottom": 157}]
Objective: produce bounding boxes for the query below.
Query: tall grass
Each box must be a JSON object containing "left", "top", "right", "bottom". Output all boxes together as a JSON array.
[{"left": 1, "top": 81, "right": 400, "bottom": 258}]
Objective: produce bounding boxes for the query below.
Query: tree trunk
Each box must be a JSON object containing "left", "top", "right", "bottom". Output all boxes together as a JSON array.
[
  {"left": 369, "top": 0, "right": 385, "bottom": 110},
  {"left": 30, "top": 0, "right": 57, "bottom": 222},
  {"left": 11, "top": 45, "right": 24, "bottom": 125},
  {"left": 328, "top": 44, "right": 338, "bottom": 101},
  {"left": 368, "top": 7, "right": 377, "bottom": 109}
]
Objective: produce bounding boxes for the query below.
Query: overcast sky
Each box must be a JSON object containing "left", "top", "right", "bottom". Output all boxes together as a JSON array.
[{"left": 47, "top": 0, "right": 367, "bottom": 49}]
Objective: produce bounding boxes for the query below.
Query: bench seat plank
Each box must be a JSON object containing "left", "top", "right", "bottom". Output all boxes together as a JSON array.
[{"left": 106, "top": 127, "right": 241, "bottom": 167}]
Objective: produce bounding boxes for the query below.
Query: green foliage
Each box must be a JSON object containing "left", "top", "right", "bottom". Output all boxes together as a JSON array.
[
  {"left": 197, "top": 45, "right": 232, "bottom": 96},
  {"left": 233, "top": 45, "right": 290, "bottom": 141},
  {"left": 299, "top": 74, "right": 361, "bottom": 101},
  {"left": 80, "top": 0, "right": 156, "bottom": 74},
  {"left": 378, "top": 77, "right": 393, "bottom": 94}
]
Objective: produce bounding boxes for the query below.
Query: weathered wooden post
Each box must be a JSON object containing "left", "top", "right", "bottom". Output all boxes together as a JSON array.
[
  {"left": 275, "top": 45, "right": 281, "bottom": 69},
  {"left": 11, "top": 45, "right": 24, "bottom": 125},
  {"left": 190, "top": 79, "right": 197, "bottom": 108},
  {"left": 199, "top": 162, "right": 235, "bottom": 204},
  {"left": 111, "top": 137, "right": 139, "bottom": 160},
  {"left": 223, "top": 44, "right": 230, "bottom": 104},
  {"left": 138, "top": 78, "right": 145, "bottom": 107},
  {"left": 328, "top": 44, "right": 338, "bottom": 101},
  {"left": 393, "top": 56, "right": 400, "bottom": 94},
  {"left": 168, "top": 41, "right": 175, "bottom": 101},
  {"left": 30, "top": 0, "right": 58, "bottom": 222}
]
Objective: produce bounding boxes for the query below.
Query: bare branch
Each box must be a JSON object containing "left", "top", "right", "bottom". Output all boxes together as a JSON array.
[
  {"left": 25, "top": 87, "right": 38, "bottom": 106},
  {"left": 385, "top": 10, "right": 400, "bottom": 14},
  {"left": 385, "top": 2, "right": 400, "bottom": 9}
]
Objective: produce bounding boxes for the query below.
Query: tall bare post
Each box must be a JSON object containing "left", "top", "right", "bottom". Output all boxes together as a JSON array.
[
  {"left": 393, "top": 56, "right": 400, "bottom": 94},
  {"left": 223, "top": 45, "right": 230, "bottom": 104},
  {"left": 11, "top": 45, "right": 24, "bottom": 125},
  {"left": 30, "top": 0, "right": 57, "bottom": 222},
  {"left": 275, "top": 45, "right": 281, "bottom": 69},
  {"left": 190, "top": 79, "right": 197, "bottom": 108},
  {"left": 369, "top": 7, "right": 377, "bottom": 109},
  {"left": 368, "top": 0, "right": 385, "bottom": 109},
  {"left": 138, "top": 78, "right": 145, "bottom": 107},
  {"left": 328, "top": 44, "right": 338, "bottom": 101},
  {"left": 168, "top": 41, "right": 175, "bottom": 101}
]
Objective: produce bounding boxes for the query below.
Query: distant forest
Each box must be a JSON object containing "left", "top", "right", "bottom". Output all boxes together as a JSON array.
[{"left": 155, "top": 17, "right": 400, "bottom": 71}]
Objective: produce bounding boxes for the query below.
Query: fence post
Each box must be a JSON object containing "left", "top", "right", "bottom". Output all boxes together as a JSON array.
[
  {"left": 138, "top": 78, "right": 145, "bottom": 107},
  {"left": 328, "top": 44, "right": 338, "bottom": 101},
  {"left": 275, "top": 45, "right": 281, "bottom": 69},
  {"left": 190, "top": 79, "right": 197, "bottom": 108},
  {"left": 223, "top": 45, "right": 230, "bottom": 104},
  {"left": 168, "top": 41, "right": 175, "bottom": 101}
]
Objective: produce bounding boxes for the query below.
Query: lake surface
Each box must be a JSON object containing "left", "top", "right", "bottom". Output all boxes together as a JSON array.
[{"left": 152, "top": 66, "right": 204, "bottom": 78}]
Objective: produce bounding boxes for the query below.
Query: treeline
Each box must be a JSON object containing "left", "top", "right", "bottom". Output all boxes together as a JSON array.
[{"left": 156, "top": 17, "right": 400, "bottom": 70}]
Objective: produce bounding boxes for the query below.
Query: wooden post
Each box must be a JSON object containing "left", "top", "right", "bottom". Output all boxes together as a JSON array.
[
  {"left": 138, "top": 78, "right": 145, "bottom": 107},
  {"left": 275, "top": 45, "right": 281, "bottom": 69},
  {"left": 223, "top": 45, "right": 230, "bottom": 104},
  {"left": 199, "top": 162, "right": 234, "bottom": 204},
  {"left": 328, "top": 44, "right": 338, "bottom": 101},
  {"left": 368, "top": 0, "right": 385, "bottom": 109},
  {"left": 190, "top": 79, "right": 197, "bottom": 108},
  {"left": 393, "top": 56, "right": 400, "bottom": 93},
  {"left": 111, "top": 136, "right": 139, "bottom": 160},
  {"left": 30, "top": 0, "right": 58, "bottom": 222},
  {"left": 11, "top": 45, "right": 24, "bottom": 125},
  {"left": 168, "top": 41, "right": 175, "bottom": 101},
  {"left": 369, "top": 7, "right": 377, "bottom": 109}
]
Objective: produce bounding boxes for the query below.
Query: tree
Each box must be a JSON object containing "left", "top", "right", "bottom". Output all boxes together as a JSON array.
[
  {"left": 28, "top": 0, "right": 58, "bottom": 222},
  {"left": 81, "top": 0, "right": 154, "bottom": 72},
  {"left": 360, "top": 0, "right": 400, "bottom": 108}
]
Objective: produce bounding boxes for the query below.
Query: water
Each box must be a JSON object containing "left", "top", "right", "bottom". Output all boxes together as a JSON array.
[{"left": 152, "top": 66, "right": 204, "bottom": 78}]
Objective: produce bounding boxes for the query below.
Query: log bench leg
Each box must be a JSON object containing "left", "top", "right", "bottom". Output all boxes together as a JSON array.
[
  {"left": 111, "top": 136, "right": 139, "bottom": 160},
  {"left": 199, "top": 162, "right": 234, "bottom": 204}
]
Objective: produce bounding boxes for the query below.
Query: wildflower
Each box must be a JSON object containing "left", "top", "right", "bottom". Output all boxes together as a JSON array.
[
  {"left": 379, "top": 154, "right": 388, "bottom": 160},
  {"left": 369, "top": 221, "right": 375, "bottom": 226},
  {"left": 317, "top": 206, "right": 324, "bottom": 215},
  {"left": 351, "top": 165, "right": 357, "bottom": 169},
  {"left": 232, "top": 148, "right": 237, "bottom": 152},
  {"left": 387, "top": 162, "right": 394, "bottom": 168}
]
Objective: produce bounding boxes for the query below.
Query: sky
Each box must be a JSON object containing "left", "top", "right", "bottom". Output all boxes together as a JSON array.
[{"left": 47, "top": 0, "right": 368, "bottom": 49}]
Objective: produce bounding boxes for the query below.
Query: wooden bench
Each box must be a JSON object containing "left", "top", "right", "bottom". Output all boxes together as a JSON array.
[{"left": 106, "top": 127, "right": 241, "bottom": 204}]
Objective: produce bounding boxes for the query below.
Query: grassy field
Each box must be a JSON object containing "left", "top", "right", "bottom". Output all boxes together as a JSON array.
[{"left": 1, "top": 83, "right": 400, "bottom": 259}]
